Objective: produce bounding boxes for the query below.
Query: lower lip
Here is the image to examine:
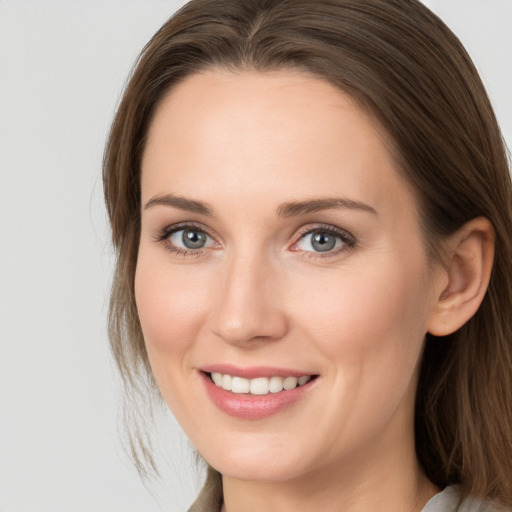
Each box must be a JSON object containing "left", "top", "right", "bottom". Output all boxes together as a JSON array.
[{"left": 200, "top": 372, "right": 317, "bottom": 420}]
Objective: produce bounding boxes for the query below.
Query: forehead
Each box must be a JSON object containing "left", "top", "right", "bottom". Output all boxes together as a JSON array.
[{"left": 141, "top": 69, "right": 415, "bottom": 220}]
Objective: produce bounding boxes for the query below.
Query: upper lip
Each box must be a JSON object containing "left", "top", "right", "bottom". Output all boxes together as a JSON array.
[{"left": 199, "top": 364, "right": 317, "bottom": 379}]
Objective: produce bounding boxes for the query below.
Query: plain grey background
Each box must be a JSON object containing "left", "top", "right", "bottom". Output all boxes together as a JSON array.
[{"left": 0, "top": 1, "right": 510, "bottom": 511}]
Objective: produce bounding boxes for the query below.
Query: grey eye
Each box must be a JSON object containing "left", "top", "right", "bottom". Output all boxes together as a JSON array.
[
  {"left": 311, "top": 232, "right": 336, "bottom": 252},
  {"left": 182, "top": 229, "right": 207, "bottom": 249},
  {"left": 297, "top": 230, "right": 344, "bottom": 253},
  {"left": 169, "top": 228, "right": 213, "bottom": 250}
]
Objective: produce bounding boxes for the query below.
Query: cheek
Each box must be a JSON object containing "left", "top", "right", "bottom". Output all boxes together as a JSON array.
[
  {"left": 290, "top": 255, "right": 432, "bottom": 397},
  {"left": 293, "top": 256, "right": 430, "bottom": 340},
  {"left": 134, "top": 252, "right": 211, "bottom": 375},
  {"left": 292, "top": 259, "right": 433, "bottom": 450},
  {"left": 134, "top": 252, "right": 219, "bottom": 426}
]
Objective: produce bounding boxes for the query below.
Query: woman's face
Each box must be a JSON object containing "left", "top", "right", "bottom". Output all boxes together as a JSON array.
[{"left": 136, "top": 70, "right": 442, "bottom": 483}]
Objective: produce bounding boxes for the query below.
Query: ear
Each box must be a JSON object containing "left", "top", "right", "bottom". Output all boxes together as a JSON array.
[{"left": 427, "top": 217, "right": 495, "bottom": 336}]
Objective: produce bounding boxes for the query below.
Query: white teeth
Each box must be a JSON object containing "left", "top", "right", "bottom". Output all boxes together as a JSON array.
[
  {"left": 222, "top": 374, "right": 232, "bottom": 391},
  {"left": 249, "top": 377, "right": 269, "bottom": 395},
  {"left": 269, "top": 376, "right": 284, "bottom": 393},
  {"left": 231, "top": 376, "right": 250, "bottom": 394},
  {"left": 210, "top": 373, "right": 313, "bottom": 395},
  {"left": 283, "top": 376, "right": 298, "bottom": 390},
  {"left": 212, "top": 372, "right": 223, "bottom": 386},
  {"left": 298, "top": 375, "right": 311, "bottom": 386}
]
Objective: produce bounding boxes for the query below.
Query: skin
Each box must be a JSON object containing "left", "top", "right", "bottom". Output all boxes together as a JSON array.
[{"left": 135, "top": 69, "right": 491, "bottom": 511}]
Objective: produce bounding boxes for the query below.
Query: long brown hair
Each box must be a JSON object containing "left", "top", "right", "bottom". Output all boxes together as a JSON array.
[{"left": 103, "top": 0, "right": 512, "bottom": 506}]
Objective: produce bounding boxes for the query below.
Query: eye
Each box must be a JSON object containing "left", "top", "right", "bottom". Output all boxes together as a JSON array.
[
  {"left": 168, "top": 227, "right": 215, "bottom": 250},
  {"left": 173, "top": 228, "right": 211, "bottom": 249},
  {"left": 292, "top": 226, "right": 355, "bottom": 255}
]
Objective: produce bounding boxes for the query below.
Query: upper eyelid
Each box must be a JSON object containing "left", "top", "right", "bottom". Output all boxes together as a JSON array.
[
  {"left": 156, "top": 221, "right": 356, "bottom": 248},
  {"left": 159, "top": 221, "right": 352, "bottom": 234},
  {"left": 160, "top": 221, "right": 216, "bottom": 239},
  {"left": 293, "top": 223, "right": 355, "bottom": 240},
  {"left": 156, "top": 224, "right": 217, "bottom": 255}
]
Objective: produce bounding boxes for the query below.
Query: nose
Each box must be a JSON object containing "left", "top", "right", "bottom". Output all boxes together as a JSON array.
[{"left": 209, "top": 253, "right": 289, "bottom": 346}]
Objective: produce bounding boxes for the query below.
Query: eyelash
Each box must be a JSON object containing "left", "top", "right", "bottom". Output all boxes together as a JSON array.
[
  {"left": 292, "top": 224, "right": 356, "bottom": 259},
  {"left": 154, "top": 222, "right": 357, "bottom": 259},
  {"left": 154, "top": 222, "right": 215, "bottom": 258}
]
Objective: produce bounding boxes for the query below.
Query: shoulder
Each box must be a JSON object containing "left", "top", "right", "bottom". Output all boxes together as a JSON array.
[{"left": 422, "top": 486, "right": 511, "bottom": 512}]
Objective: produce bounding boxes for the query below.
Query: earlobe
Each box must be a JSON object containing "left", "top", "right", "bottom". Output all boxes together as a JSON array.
[{"left": 427, "top": 217, "right": 495, "bottom": 337}]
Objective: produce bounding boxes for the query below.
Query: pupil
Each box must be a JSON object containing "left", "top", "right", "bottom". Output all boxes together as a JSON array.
[
  {"left": 182, "top": 229, "right": 206, "bottom": 249},
  {"left": 312, "top": 232, "right": 335, "bottom": 252}
]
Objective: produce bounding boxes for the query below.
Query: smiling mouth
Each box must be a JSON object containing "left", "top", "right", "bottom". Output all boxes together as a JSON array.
[{"left": 207, "top": 372, "right": 318, "bottom": 395}]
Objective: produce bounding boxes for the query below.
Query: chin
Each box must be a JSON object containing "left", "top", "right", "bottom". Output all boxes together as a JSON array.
[
  {"left": 210, "top": 458, "right": 309, "bottom": 483},
  {"left": 199, "top": 437, "right": 317, "bottom": 483}
]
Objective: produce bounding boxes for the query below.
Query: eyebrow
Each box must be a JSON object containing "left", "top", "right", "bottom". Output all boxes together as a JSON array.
[
  {"left": 143, "top": 193, "right": 377, "bottom": 217},
  {"left": 277, "top": 197, "right": 377, "bottom": 217},
  {"left": 144, "top": 194, "right": 214, "bottom": 215}
]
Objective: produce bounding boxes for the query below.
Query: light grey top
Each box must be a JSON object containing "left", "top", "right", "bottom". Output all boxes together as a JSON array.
[
  {"left": 189, "top": 484, "right": 508, "bottom": 512},
  {"left": 422, "top": 486, "right": 506, "bottom": 512}
]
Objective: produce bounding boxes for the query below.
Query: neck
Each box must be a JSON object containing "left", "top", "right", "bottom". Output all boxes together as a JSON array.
[
  {"left": 220, "top": 421, "right": 438, "bottom": 512},
  {"left": 221, "top": 462, "right": 436, "bottom": 512}
]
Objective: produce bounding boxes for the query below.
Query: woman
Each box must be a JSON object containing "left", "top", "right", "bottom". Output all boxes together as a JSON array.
[{"left": 103, "top": 0, "right": 512, "bottom": 510}]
